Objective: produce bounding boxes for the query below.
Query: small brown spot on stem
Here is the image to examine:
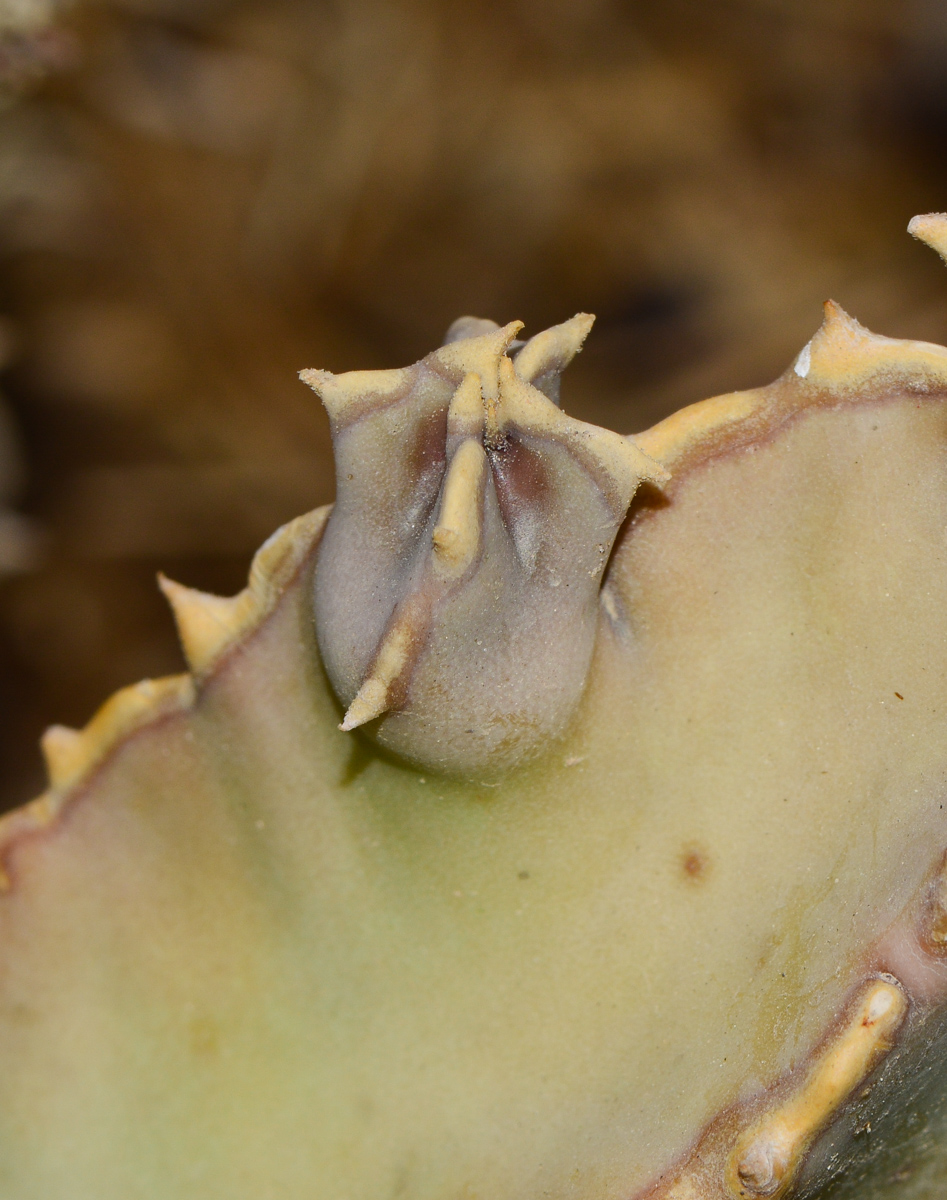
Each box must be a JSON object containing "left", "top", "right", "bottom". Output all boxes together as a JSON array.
[{"left": 681, "top": 846, "right": 710, "bottom": 883}]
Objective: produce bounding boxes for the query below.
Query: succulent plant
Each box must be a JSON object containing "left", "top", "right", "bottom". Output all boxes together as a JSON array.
[{"left": 9, "top": 214, "right": 947, "bottom": 1199}]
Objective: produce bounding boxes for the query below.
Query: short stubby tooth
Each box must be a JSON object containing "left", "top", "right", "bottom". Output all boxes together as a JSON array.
[
  {"left": 908, "top": 212, "right": 947, "bottom": 264},
  {"left": 38, "top": 676, "right": 195, "bottom": 797},
  {"left": 734, "top": 1137, "right": 785, "bottom": 1198},
  {"left": 432, "top": 439, "right": 486, "bottom": 579},
  {"left": 513, "top": 312, "right": 595, "bottom": 404},
  {"left": 158, "top": 574, "right": 244, "bottom": 677},
  {"left": 40, "top": 725, "right": 85, "bottom": 792},
  {"left": 787, "top": 300, "right": 874, "bottom": 392},
  {"left": 726, "top": 977, "right": 908, "bottom": 1199},
  {"left": 9, "top": 514, "right": 338, "bottom": 819},
  {"left": 248, "top": 508, "right": 332, "bottom": 592},
  {"left": 162, "top": 508, "right": 330, "bottom": 679},
  {"left": 785, "top": 296, "right": 947, "bottom": 397}
]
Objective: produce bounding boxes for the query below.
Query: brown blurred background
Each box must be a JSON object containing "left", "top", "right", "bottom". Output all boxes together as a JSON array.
[{"left": 1, "top": 0, "right": 947, "bottom": 809}]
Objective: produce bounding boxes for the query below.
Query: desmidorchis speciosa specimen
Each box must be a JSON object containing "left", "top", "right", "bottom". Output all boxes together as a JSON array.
[{"left": 6, "top": 219, "right": 947, "bottom": 1200}]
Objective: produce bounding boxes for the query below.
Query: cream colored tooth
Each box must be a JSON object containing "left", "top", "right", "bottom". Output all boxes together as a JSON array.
[
  {"left": 432, "top": 439, "right": 486, "bottom": 579},
  {"left": 727, "top": 977, "right": 908, "bottom": 1199},
  {"left": 299, "top": 366, "right": 413, "bottom": 425},
  {"left": 446, "top": 372, "right": 485, "bottom": 440},
  {"left": 158, "top": 575, "right": 247, "bottom": 676},
  {"left": 797, "top": 298, "right": 947, "bottom": 393},
  {"left": 513, "top": 313, "right": 595, "bottom": 388},
  {"left": 802, "top": 300, "right": 876, "bottom": 383},
  {"left": 40, "top": 676, "right": 196, "bottom": 797},
  {"left": 160, "top": 507, "right": 331, "bottom": 677},
  {"left": 908, "top": 212, "right": 947, "bottom": 264},
  {"left": 248, "top": 507, "right": 331, "bottom": 597},
  {"left": 4, "top": 508, "right": 335, "bottom": 874},
  {"left": 341, "top": 621, "right": 413, "bottom": 731},
  {"left": 40, "top": 725, "right": 86, "bottom": 791}
]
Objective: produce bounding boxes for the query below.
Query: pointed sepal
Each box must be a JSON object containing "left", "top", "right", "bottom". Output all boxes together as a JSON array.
[{"left": 513, "top": 312, "right": 595, "bottom": 403}]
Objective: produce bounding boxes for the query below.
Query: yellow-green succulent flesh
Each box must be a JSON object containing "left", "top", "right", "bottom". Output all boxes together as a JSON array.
[{"left": 10, "top": 219, "right": 947, "bottom": 1200}]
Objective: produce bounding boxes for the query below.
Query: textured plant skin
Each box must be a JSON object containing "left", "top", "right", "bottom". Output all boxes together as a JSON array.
[
  {"left": 303, "top": 313, "right": 666, "bottom": 777},
  {"left": 8, "top": 218, "right": 947, "bottom": 1198}
]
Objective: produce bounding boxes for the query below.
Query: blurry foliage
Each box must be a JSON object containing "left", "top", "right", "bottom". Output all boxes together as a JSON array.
[{"left": 1, "top": 0, "right": 947, "bottom": 806}]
